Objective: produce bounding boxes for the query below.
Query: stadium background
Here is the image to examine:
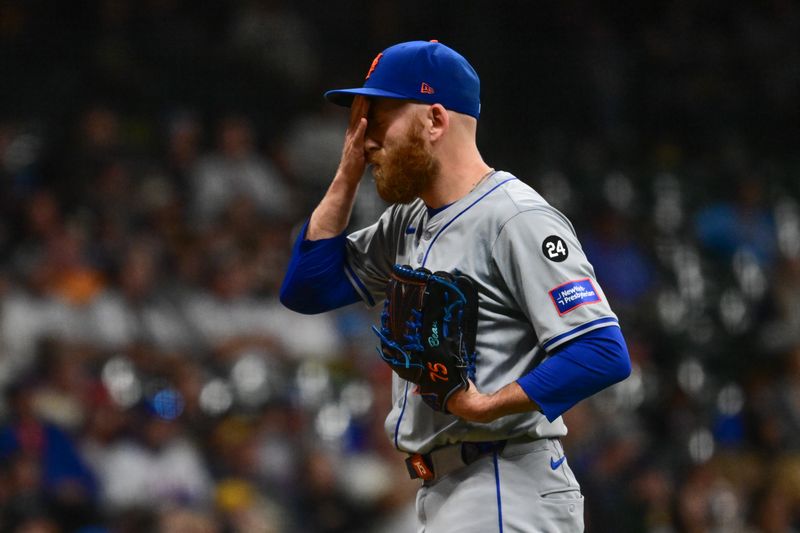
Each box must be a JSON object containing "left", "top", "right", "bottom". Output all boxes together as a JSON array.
[{"left": 0, "top": 1, "right": 799, "bottom": 531}]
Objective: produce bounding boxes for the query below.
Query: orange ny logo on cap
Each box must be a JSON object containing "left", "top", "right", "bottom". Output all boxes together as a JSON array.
[{"left": 365, "top": 52, "right": 383, "bottom": 80}]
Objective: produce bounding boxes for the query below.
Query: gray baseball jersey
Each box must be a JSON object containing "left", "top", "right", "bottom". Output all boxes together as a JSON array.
[{"left": 344, "top": 171, "right": 618, "bottom": 454}]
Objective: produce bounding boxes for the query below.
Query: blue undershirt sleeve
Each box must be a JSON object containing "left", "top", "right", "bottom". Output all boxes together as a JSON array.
[
  {"left": 516, "top": 325, "right": 631, "bottom": 422},
  {"left": 279, "top": 220, "right": 361, "bottom": 314}
]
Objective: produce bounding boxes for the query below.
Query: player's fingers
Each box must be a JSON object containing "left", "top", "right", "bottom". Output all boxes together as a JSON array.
[
  {"left": 353, "top": 117, "right": 367, "bottom": 144},
  {"left": 344, "top": 117, "right": 367, "bottom": 155},
  {"left": 338, "top": 116, "right": 367, "bottom": 178},
  {"left": 348, "top": 96, "right": 369, "bottom": 130},
  {"left": 353, "top": 95, "right": 369, "bottom": 119}
]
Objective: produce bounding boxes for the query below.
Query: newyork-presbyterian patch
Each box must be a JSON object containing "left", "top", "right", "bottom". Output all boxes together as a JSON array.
[{"left": 549, "top": 278, "right": 601, "bottom": 315}]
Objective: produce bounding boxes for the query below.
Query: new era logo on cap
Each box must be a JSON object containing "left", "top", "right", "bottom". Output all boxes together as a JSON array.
[{"left": 324, "top": 40, "right": 481, "bottom": 118}]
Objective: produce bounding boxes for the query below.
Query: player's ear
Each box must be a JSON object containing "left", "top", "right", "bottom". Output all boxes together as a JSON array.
[{"left": 426, "top": 103, "right": 449, "bottom": 142}]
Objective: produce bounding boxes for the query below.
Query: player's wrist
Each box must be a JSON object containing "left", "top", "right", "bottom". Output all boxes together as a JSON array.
[
  {"left": 450, "top": 382, "right": 540, "bottom": 423},
  {"left": 333, "top": 164, "right": 365, "bottom": 189},
  {"left": 447, "top": 384, "right": 494, "bottom": 423}
]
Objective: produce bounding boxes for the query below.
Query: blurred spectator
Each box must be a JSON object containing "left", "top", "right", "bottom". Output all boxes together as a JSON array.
[
  {"left": 752, "top": 345, "right": 800, "bottom": 452},
  {"left": 215, "top": 477, "right": 287, "bottom": 533},
  {"left": 189, "top": 115, "right": 292, "bottom": 228},
  {"left": 157, "top": 506, "right": 221, "bottom": 533},
  {"left": 87, "top": 237, "right": 194, "bottom": 353},
  {"left": 11, "top": 516, "right": 62, "bottom": 533},
  {"left": 80, "top": 386, "right": 127, "bottom": 473},
  {"left": 57, "top": 106, "right": 124, "bottom": 210},
  {"left": 181, "top": 244, "right": 344, "bottom": 361},
  {"left": 0, "top": 379, "right": 97, "bottom": 531},
  {"left": 228, "top": 0, "right": 320, "bottom": 90},
  {"left": 749, "top": 483, "right": 799, "bottom": 533},
  {"left": 695, "top": 175, "right": 778, "bottom": 268},
  {"left": 577, "top": 419, "right": 648, "bottom": 532},
  {"left": 39, "top": 226, "right": 105, "bottom": 308},
  {"left": 294, "top": 450, "right": 368, "bottom": 533},
  {"left": 582, "top": 205, "right": 658, "bottom": 310},
  {"left": 91, "top": 405, "right": 213, "bottom": 512},
  {"left": 760, "top": 257, "right": 800, "bottom": 353},
  {"left": 163, "top": 111, "right": 203, "bottom": 196},
  {"left": 281, "top": 105, "right": 347, "bottom": 206},
  {"left": 29, "top": 342, "right": 95, "bottom": 433},
  {"left": 2, "top": 223, "right": 105, "bottom": 377}
]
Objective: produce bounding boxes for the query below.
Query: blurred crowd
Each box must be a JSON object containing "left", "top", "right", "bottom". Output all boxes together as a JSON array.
[{"left": 0, "top": 1, "right": 799, "bottom": 532}]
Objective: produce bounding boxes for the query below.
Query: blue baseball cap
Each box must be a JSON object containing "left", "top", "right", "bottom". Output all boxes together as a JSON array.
[{"left": 325, "top": 40, "right": 481, "bottom": 118}]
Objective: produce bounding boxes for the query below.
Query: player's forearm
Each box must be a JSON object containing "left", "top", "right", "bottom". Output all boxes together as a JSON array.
[
  {"left": 308, "top": 97, "right": 369, "bottom": 240},
  {"left": 307, "top": 173, "right": 361, "bottom": 240},
  {"left": 478, "top": 382, "right": 542, "bottom": 422},
  {"left": 447, "top": 381, "right": 540, "bottom": 423}
]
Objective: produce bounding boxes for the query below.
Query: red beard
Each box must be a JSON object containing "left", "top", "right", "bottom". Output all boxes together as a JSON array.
[{"left": 369, "top": 122, "right": 440, "bottom": 204}]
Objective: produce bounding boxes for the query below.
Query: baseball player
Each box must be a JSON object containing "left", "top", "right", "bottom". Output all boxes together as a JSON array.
[{"left": 281, "top": 40, "right": 631, "bottom": 532}]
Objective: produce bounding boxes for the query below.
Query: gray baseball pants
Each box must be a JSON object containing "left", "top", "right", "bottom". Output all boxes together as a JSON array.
[{"left": 414, "top": 438, "right": 584, "bottom": 532}]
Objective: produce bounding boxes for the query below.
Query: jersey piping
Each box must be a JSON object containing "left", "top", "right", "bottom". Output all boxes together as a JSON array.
[
  {"left": 396, "top": 175, "right": 518, "bottom": 449},
  {"left": 421, "top": 176, "right": 517, "bottom": 267},
  {"left": 343, "top": 258, "right": 375, "bottom": 306},
  {"left": 541, "top": 317, "right": 620, "bottom": 351},
  {"left": 394, "top": 381, "right": 410, "bottom": 450}
]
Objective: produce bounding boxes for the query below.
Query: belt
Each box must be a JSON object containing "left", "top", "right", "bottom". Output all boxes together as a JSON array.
[{"left": 405, "top": 435, "right": 551, "bottom": 483}]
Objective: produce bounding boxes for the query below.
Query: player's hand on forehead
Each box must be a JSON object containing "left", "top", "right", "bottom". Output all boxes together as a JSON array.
[
  {"left": 336, "top": 95, "right": 369, "bottom": 184},
  {"left": 349, "top": 95, "right": 369, "bottom": 129},
  {"left": 344, "top": 95, "right": 368, "bottom": 145}
]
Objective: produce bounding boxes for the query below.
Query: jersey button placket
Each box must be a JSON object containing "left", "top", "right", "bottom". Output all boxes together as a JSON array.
[{"left": 418, "top": 229, "right": 434, "bottom": 264}]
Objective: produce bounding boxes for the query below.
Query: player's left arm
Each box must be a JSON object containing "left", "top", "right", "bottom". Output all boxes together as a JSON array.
[
  {"left": 448, "top": 206, "right": 631, "bottom": 422},
  {"left": 447, "top": 325, "right": 630, "bottom": 423}
]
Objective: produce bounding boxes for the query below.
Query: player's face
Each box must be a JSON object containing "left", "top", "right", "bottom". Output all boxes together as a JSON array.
[{"left": 365, "top": 99, "right": 440, "bottom": 204}]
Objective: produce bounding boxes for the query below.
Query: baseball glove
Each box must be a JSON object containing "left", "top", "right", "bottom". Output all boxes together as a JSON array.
[{"left": 372, "top": 264, "right": 478, "bottom": 412}]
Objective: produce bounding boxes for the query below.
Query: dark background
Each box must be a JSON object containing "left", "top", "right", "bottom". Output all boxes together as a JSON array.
[{"left": 0, "top": 1, "right": 799, "bottom": 532}]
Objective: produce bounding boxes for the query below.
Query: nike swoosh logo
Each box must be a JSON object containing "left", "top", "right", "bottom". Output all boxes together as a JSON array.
[{"left": 550, "top": 456, "right": 566, "bottom": 470}]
